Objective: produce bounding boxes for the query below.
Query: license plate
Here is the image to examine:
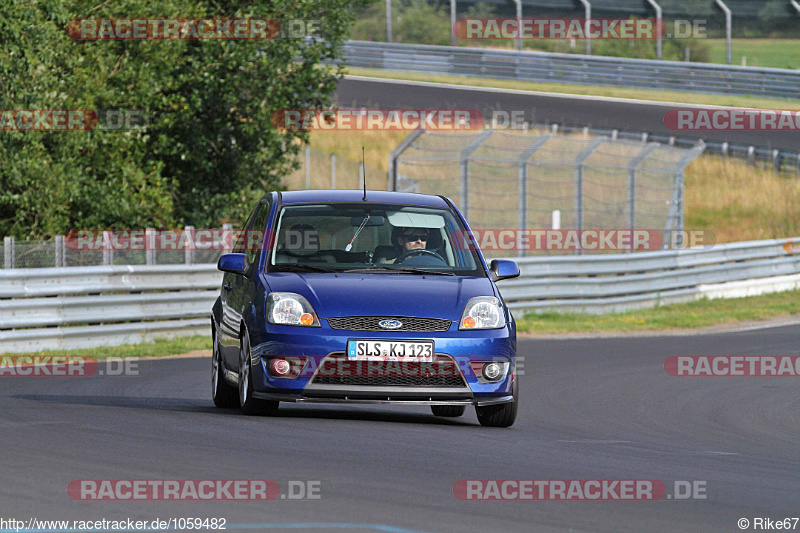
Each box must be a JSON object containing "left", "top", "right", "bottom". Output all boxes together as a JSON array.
[{"left": 347, "top": 340, "right": 434, "bottom": 361}]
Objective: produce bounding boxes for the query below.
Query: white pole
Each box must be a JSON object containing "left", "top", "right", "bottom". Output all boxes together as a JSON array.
[
  {"left": 578, "top": 0, "right": 591, "bottom": 56},
  {"left": 330, "top": 153, "right": 336, "bottom": 189},
  {"left": 715, "top": 0, "right": 732, "bottom": 65},
  {"left": 450, "top": 0, "right": 457, "bottom": 46},
  {"left": 551, "top": 210, "right": 561, "bottom": 230},
  {"left": 646, "top": 0, "right": 662, "bottom": 60},
  {"left": 385, "top": 0, "right": 392, "bottom": 43},
  {"left": 512, "top": 0, "right": 522, "bottom": 51},
  {"left": 791, "top": 0, "right": 800, "bottom": 14}
]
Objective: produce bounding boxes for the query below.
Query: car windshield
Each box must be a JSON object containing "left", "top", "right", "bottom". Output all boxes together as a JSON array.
[{"left": 267, "top": 203, "right": 483, "bottom": 276}]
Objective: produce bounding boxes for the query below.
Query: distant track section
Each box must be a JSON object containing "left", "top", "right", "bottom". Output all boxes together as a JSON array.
[{"left": 336, "top": 76, "right": 800, "bottom": 157}]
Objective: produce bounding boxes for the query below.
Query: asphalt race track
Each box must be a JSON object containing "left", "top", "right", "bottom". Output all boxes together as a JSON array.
[
  {"left": 2, "top": 324, "right": 798, "bottom": 533},
  {"left": 336, "top": 76, "right": 800, "bottom": 152}
]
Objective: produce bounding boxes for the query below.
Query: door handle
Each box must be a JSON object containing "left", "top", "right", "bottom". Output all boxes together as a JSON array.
[{"left": 224, "top": 284, "right": 232, "bottom": 291}]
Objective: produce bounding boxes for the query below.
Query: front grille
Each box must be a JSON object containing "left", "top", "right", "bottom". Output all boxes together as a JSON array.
[
  {"left": 327, "top": 316, "right": 452, "bottom": 332},
  {"left": 310, "top": 354, "right": 467, "bottom": 387}
]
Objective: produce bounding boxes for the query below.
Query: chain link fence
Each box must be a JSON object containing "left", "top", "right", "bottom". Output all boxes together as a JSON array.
[{"left": 389, "top": 129, "right": 705, "bottom": 256}]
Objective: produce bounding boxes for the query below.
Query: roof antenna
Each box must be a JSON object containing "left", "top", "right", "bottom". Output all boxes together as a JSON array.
[{"left": 361, "top": 146, "right": 368, "bottom": 201}]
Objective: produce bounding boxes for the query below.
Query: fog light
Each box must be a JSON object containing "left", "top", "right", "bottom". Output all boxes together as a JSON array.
[
  {"left": 270, "top": 358, "right": 291, "bottom": 376},
  {"left": 483, "top": 362, "right": 502, "bottom": 381}
]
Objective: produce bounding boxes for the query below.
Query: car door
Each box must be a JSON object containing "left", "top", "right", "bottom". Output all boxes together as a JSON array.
[
  {"left": 220, "top": 202, "right": 261, "bottom": 369},
  {"left": 225, "top": 199, "right": 271, "bottom": 371}
]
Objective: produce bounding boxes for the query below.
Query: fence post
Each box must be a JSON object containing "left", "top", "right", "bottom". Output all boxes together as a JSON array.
[
  {"left": 55, "top": 235, "right": 65, "bottom": 267},
  {"left": 3, "top": 236, "right": 14, "bottom": 269},
  {"left": 184, "top": 225, "right": 195, "bottom": 265},
  {"left": 222, "top": 223, "right": 234, "bottom": 253},
  {"left": 460, "top": 130, "right": 494, "bottom": 223},
  {"left": 145, "top": 228, "right": 156, "bottom": 265},
  {"left": 450, "top": 0, "right": 457, "bottom": 47},
  {"left": 103, "top": 231, "right": 113, "bottom": 265},
  {"left": 574, "top": 138, "right": 606, "bottom": 255},
  {"left": 359, "top": 162, "right": 365, "bottom": 189},
  {"left": 388, "top": 129, "right": 425, "bottom": 191},
  {"left": 305, "top": 146, "right": 311, "bottom": 189},
  {"left": 578, "top": 0, "right": 591, "bottom": 56},
  {"left": 518, "top": 134, "right": 552, "bottom": 257},
  {"left": 330, "top": 153, "right": 336, "bottom": 189}
]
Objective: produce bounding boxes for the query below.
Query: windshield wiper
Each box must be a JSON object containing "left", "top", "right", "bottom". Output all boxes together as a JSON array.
[
  {"left": 271, "top": 264, "right": 337, "bottom": 273},
  {"left": 341, "top": 266, "right": 455, "bottom": 276}
]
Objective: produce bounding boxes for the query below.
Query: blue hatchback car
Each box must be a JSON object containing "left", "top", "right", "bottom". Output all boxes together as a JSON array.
[{"left": 211, "top": 190, "right": 520, "bottom": 427}]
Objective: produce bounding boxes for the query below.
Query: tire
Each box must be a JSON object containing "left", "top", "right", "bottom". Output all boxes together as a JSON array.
[
  {"left": 475, "top": 373, "right": 518, "bottom": 428},
  {"left": 431, "top": 405, "right": 466, "bottom": 418},
  {"left": 212, "top": 327, "right": 238, "bottom": 408},
  {"left": 238, "top": 330, "right": 279, "bottom": 416}
]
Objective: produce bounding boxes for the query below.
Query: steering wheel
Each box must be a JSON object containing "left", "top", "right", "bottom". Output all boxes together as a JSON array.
[{"left": 394, "top": 248, "right": 446, "bottom": 264}]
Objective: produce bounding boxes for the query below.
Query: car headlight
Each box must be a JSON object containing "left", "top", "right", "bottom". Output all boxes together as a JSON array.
[
  {"left": 267, "top": 292, "right": 320, "bottom": 327},
  {"left": 459, "top": 296, "right": 505, "bottom": 330}
]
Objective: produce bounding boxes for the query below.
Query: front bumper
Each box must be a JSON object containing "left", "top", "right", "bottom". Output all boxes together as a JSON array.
[{"left": 248, "top": 319, "right": 516, "bottom": 405}]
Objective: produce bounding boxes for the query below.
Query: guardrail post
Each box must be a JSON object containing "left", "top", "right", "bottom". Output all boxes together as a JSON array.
[
  {"left": 146, "top": 228, "right": 156, "bottom": 265},
  {"left": 305, "top": 145, "right": 311, "bottom": 189},
  {"left": 3, "top": 236, "right": 14, "bottom": 269},
  {"left": 55, "top": 235, "right": 65, "bottom": 267},
  {"left": 388, "top": 129, "right": 424, "bottom": 191},
  {"left": 103, "top": 231, "right": 113, "bottom": 265},
  {"left": 574, "top": 137, "right": 606, "bottom": 255},
  {"left": 460, "top": 130, "right": 494, "bottom": 223},
  {"left": 184, "top": 225, "right": 195, "bottom": 265}
]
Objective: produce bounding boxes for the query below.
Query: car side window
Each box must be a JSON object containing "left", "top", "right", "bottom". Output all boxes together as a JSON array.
[{"left": 246, "top": 201, "right": 270, "bottom": 264}]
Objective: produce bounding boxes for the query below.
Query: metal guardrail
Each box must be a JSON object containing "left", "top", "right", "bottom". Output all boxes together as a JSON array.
[
  {"left": 1, "top": 237, "right": 798, "bottom": 352},
  {"left": 0, "top": 264, "right": 221, "bottom": 353},
  {"left": 343, "top": 41, "right": 800, "bottom": 100},
  {"left": 502, "top": 237, "right": 800, "bottom": 313}
]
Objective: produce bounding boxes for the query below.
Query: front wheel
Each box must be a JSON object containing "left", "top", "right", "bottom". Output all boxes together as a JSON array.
[
  {"left": 238, "top": 331, "right": 279, "bottom": 416},
  {"left": 475, "top": 374, "right": 518, "bottom": 428},
  {"left": 212, "top": 327, "right": 238, "bottom": 408}
]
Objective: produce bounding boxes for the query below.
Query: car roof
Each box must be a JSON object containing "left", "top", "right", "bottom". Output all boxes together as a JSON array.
[{"left": 277, "top": 190, "right": 451, "bottom": 208}]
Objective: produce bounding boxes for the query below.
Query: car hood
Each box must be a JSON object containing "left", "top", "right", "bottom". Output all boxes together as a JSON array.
[{"left": 264, "top": 273, "right": 495, "bottom": 320}]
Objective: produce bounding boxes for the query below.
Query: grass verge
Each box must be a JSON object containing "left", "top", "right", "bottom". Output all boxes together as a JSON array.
[
  {"left": 2, "top": 335, "right": 211, "bottom": 359},
  {"left": 515, "top": 289, "right": 800, "bottom": 334},
  {"left": 706, "top": 39, "right": 800, "bottom": 70},
  {"left": 345, "top": 66, "right": 800, "bottom": 110}
]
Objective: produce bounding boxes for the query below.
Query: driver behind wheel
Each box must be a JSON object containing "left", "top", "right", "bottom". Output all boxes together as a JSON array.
[{"left": 375, "top": 227, "right": 430, "bottom": 264}]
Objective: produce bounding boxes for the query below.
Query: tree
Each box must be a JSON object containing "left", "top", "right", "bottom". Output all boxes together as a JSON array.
[{"left": 0, "top": 0, "right": 368, "bottom": 238}]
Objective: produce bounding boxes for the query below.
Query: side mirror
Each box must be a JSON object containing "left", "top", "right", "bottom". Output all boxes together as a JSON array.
[
  {"left": 489, "top": 259, "right": 520, "bottom": 282},
  {"left": 217, "top": 253, "right": 250, "bottom": 276}
]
